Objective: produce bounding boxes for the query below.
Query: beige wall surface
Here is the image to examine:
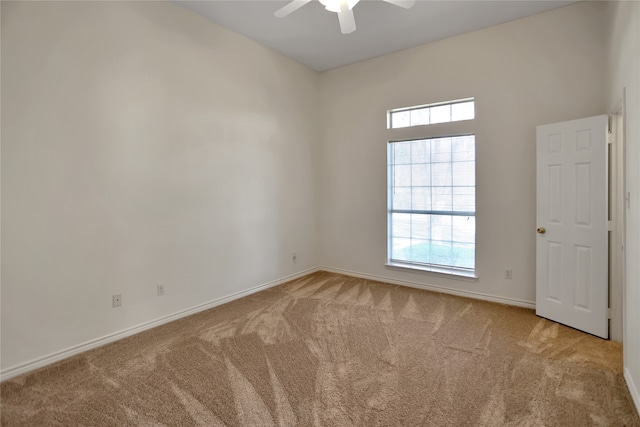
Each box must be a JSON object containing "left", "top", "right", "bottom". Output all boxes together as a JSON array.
[
  {"left": 607, "top": 0, "right": 640, "bottom": 411},
  {"left": 1, "top": 1, "right": 320, "bottom": 371},
  {"left": 318, "top": 2, "right": 607, "bottom": 305}
]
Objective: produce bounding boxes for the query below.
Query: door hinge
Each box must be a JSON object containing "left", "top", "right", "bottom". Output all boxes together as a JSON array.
[
  {"left": 607, "top": 133, "right": 614, "bottom": 145},
  {"left": 608, "top": 220, "right": 614, "bottom": 231},
  {"left": 607, "top": 308, "right": 612, "bottom": 319}
]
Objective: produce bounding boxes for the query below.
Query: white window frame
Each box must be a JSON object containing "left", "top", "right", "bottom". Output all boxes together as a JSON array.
[{"left": 385, "top": 99, "right": 477, "bottom": 279}]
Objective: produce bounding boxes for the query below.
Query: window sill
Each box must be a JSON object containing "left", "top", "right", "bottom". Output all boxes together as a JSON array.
[{"left": 385, "top": 262, "right": 478, "bottom": 282}]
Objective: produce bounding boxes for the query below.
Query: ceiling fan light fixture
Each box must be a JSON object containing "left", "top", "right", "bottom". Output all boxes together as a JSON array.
[
  {"left": 318, "top": 0, "right": 359, "bottom": 13},
  {"left": 274, "top": 0, "right": 413, "bottom": 35}
]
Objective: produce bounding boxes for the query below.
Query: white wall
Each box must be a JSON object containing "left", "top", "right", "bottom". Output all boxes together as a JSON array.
[
  {"left": 606, "top": 0, "right": 640, "bottom": 411},
  {"left": 318, "top": 2, "right": 607, "bottom": 305},
  {"left": 1, "top": 1, "right": 320, "bottom": 372}
]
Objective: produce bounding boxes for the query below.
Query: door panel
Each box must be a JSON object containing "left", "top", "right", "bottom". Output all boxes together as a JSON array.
[{"left": 536, "top": 115, "right": 608, "bottom": 339}]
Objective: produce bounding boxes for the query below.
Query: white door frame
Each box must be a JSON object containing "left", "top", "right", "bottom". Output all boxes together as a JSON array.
[{"left": 609, "top": 100, "right": 625, "bottom": 342}]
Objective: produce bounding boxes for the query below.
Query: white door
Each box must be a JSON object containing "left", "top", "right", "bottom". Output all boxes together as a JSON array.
[{"left": 536, "top": 115, "right": 609, "bottom": 339}]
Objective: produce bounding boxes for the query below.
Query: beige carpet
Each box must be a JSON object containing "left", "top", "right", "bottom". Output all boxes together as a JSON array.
[{"left": 2, "top": 271, "right": 639, "bottom": 426}]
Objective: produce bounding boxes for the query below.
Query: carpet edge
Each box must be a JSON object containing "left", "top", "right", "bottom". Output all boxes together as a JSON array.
[{"left": 0, "top": 266, "right": 322, "bottom": 382}]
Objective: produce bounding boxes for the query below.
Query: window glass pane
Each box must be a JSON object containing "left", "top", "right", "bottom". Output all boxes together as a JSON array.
[
  {"left": 391, "top": 213, "right": 411, "bottom": 238},
  {"left": 390, "top": 216, "right": 475, "bottom": 269},
  {"left": 391, "top": 237, "right": 412, "bottom": 261},
  {"left": 452, "top": 161, "right": 475, "bottom": 186},
  {"left": 431, "top": 163, "right": 452, "bottom": 187},
  {"left": 392, "top": 186, "right": 411, "bottom": 210},
  {"left": 432, "top": 186, "right": 452, "bottom": 210},
  {"left": 406, "top": 239, "right": 432, "bottom": 264},
  {"left": 451, "top": 243, "right": 475, "bottom": 269},
  {"left": 451, "top": 101, "right": 475, "bottom": 121},
  {"left": 452, "top": 216, "right": 475, "bottom": 244},
  {"left": 394, "top": 164, "right": 411, "bottom": 187},
  {"left": 452, "top": 136, "right": 475, "bottom": 161},
  {"left": 394, "top": 142, "right": 412, "bottom": 164},
  {"left": 411, "top": 214, "right": 431, "bottom": 239},
  {"left": 431, "top": 137, "right": 451, "bottom": 163},
  {"left": 430, "top": 104, "right": 451, "bottom": 124},
  {"left": 431, "top": 214, "right": 452, "bottom": 242},
  {"left": 429, "top": 241, "right": 456, "bottom": 267},
  {"left": 411, "top": 187, "right": 431, "bottom": 210},
  {"left": 391, "top": 111, "right": 410, "bottom": 128},
  {"left": 410, "top": 108, "right": 429, "bottom": 126},
  {"left": 452, "top": 187, "right": 475, "bottom": 211},
  {"left": 411, "top": 164, "right": 430, "bottom": 186},
  {"left": 411, "top": 139, "right": 430, "bottom": 163}
]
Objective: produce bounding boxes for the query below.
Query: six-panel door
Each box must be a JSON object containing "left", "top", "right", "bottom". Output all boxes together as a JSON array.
[{"left": 536, "top": 115, "right": 609, "bottom": 339}]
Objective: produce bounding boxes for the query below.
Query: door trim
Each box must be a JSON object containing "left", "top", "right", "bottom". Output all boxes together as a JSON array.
[{"left": 609, "top": 101, "right": 625, "bottom": 342}]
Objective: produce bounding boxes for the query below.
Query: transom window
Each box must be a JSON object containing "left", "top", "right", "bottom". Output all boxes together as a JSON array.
[
  {"left": 387, "top": 135, "right": 476, "bottom": 275},
  {"left": 387, "top": 98, "right": 474, "bottom": 129}
]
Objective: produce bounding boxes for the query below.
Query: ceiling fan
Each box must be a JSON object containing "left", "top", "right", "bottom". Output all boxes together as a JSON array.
[{"left": 274, "top": 0, "right": 415, "bottom": 34}]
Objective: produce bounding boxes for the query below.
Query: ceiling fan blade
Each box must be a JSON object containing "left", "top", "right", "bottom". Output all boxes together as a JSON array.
[
  {"left": 274, "top": 0, "right": 312, "bottom": 18},
  {"left": 382, "top": 0, "right": 415, "bottom": 9},
  {"left": 338, "top": 8, "right": 356, "bottom": 34}
]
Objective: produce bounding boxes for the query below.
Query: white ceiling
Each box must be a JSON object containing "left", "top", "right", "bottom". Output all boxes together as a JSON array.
[{"left": 175, "top": 0, "right": 578, "bottom": 72}]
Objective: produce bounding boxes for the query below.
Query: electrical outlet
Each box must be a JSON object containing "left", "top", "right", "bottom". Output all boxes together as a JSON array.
[
  {"left": 112, "top": 294, "right": 122, "bottom": 308},
  {"left": 505, "top": 269, "right": 513, "bottom": 279},
  {"left": 157, "top": 284, "right": 165, "bottom": 296}
]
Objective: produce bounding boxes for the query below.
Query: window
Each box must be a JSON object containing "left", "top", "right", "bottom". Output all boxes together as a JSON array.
[
  {"left": 387, "top": 98, "right": 474, "bottom": 129},
  {"left": 387, "top": 99, "right": 476, "bottom": 277}
]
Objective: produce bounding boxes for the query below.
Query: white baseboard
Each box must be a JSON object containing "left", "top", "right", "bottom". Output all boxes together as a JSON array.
[
  {"left": 320, "top": 265, "right": 536, "bottom": 309},
  {"left": 0, "top": 266, "right": 321, "bottom": 382},
  {"left": 625, "top": 368, "right": 640, "bottom": 416}
]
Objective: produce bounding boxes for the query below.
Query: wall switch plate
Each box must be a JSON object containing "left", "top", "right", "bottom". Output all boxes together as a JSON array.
[
  {"left": 112, "top": 294, "right": 122, "bottom": 308},
  {"left": 157, "top": 284, "right": 165, "bottom": 296}
]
